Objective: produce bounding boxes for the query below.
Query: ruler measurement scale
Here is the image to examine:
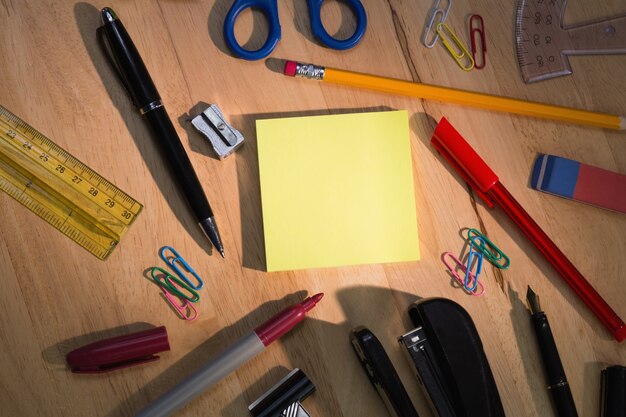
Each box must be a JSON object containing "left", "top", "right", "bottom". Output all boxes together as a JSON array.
[{"left": 0, "top": 105, "right": 142, "bottom": 260}]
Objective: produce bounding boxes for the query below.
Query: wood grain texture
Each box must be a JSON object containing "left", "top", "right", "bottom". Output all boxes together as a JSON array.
[{"left": 0, "top": 1, "right": 624, "bottom": 416}]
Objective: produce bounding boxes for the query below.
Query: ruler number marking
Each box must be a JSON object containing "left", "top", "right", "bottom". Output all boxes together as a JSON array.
[{"left": 0, "top": 105, "right": 141, "bottom": 259}]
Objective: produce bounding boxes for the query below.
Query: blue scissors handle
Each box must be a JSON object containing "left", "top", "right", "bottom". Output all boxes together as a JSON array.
[
  {"left": 224, "top": 0, "right": 282, "bottom": 61},
  {"left": 307, "top": 0, "right": 367, "bottom": 50}
]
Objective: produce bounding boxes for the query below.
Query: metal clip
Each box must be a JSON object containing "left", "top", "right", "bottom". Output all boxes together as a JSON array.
[
  {"left": 159, "top": 283, "right": 199, "bottom": 321},
  {"left": 466, "top": 228, "right": 510, "bottom": 269},
  {"left": 190, "top": 104, "right": 244, "bottom": 159},
  {"left": 469, "top": 14, "right": 487, "bottom": 69},
  {"left": 465, "top": 238, "right": 484, "bottom": 291},
  {"left": 436, "top": 23, "right": 475, "bottom": 71},
  {"left": 150, "top": 266, "right": 200, "bottom": 303},
  {"left": 422, "top": 0, "right": 452, "bottom": 48},
  {"left": 159, "top": 246, "right": 204, "bottom": 290},
  {"left": 442, "top": 252, "right": 484, "bottom": 296}
]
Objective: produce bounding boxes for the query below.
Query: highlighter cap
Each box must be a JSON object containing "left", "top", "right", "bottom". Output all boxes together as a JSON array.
[
  {"left": 66, "top": 326, "right": 170, "bottom": 374},
  {"left": 431, "top": 117, "right": 499, "bottom": 207}
]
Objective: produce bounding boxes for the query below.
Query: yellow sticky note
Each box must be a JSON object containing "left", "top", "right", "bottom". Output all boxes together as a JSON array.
[{"left": 257, "top": 110, "right": 419, "bottom": 271}]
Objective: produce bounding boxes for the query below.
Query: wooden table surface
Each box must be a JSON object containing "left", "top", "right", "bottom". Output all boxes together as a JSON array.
[{"left": 1, "top": 1, "right": 624, "bottom": 416}]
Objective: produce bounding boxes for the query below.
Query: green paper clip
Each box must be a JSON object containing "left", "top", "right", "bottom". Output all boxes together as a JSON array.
[
  {"left": 466, "top": 228, "right": 510, "bottom": 269},
  {"left": 151, "top": 267, "right": 200, "bottom": 303}
]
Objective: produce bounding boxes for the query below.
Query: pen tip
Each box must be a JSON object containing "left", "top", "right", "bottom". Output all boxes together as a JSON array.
[
  {"left": 526, "top": 286, "right": 541, "bottom": 314},
  {"left": 301, "top": 293, "right": 324, "bottom": 311},
  {"left": 311, "top": 293, "right": 324, "bottom": 303}
]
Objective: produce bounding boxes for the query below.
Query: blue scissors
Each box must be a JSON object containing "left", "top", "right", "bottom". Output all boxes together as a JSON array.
[{"left": 224, "top": 0, "right": 367, "bottom": 61}]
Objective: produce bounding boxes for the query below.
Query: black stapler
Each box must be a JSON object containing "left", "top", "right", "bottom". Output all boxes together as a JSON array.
[
  {"left": 350, "top": 298, "right": 506, "bottom": 417},
  {"left": 399, "top": 298, "right": 506, "bottom": 417}
]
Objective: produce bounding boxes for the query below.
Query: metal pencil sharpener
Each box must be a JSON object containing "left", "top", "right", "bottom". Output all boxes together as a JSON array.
[
  {"left": 190, "top": 104, "right": 244, "bottom": 159},
  {"left": 248, "top": 368, "right": 316, "bottom": 417}
]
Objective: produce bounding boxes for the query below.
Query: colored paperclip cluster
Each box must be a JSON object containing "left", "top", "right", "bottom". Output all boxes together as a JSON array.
[
  {"left": 422, "top": 2, "right": 486, "bottom": 71},
  {"left": 443, "top": 229, "right": 509, "bottom": 296},
  {"left": 150, "top": 246, "right": 205, "bottom": 321}
]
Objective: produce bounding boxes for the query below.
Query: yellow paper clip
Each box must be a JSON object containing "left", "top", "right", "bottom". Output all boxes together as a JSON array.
[{"left": 436, "top": 23, "right": 475, "bottom": 71}]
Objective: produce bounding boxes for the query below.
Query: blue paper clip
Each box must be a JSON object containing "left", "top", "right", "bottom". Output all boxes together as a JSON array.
[
  {"left": 466, "top": 228, "right": 510, "bottom": 269},
  {"left": 150, "top": 267, "right": 200, "bottom": 303},
  {"left": 465, "top": 237, "right": 484, "bottom": 292},
  {"left": 159, "top": 246, "right": 204, "bottom": 290}
]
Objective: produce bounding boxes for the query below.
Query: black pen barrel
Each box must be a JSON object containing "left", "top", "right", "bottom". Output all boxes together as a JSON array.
[
  {"left": 530, "top": 313, "right": 579, "bottom": 417},
  {"left": 143, "top": 107, "right": 213, "bottom": 221},
  {"left": 100, "top": 16, "right": 159, "bottom": 108}
]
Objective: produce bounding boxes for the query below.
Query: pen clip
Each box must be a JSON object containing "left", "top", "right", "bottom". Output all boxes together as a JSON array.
[
  {"left": 432, "top": 136, "right": 494, "bottom": 207},
  {"left": 96, "top": 26, "right": 138, "bottom": 109}
]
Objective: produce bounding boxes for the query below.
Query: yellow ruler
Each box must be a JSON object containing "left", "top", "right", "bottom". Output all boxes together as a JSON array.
[{"left": 0, "top": 104, "right": 142, "bottom": 260}]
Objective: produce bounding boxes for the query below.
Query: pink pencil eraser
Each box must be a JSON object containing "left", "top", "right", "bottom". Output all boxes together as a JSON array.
[{"left": 284, "top": 61, "right": 297, "bottom": 77}]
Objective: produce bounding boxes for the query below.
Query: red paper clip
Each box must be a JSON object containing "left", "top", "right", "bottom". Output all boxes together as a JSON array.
[{"left": 469, "top": 14, "right": 486, "bottom": 69}]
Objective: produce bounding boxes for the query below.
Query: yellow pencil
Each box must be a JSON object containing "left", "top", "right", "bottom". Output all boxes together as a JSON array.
[{"left": 283, "top": 61, "right": 625, "bottom": 130}]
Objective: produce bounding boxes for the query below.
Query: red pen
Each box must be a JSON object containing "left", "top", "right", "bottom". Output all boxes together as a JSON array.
[
  {"left": 431, "top": 117, "right": 625, "bottom": 342},
  {"left": 134, "top": 293, "right": 324, "bottom": 417}
]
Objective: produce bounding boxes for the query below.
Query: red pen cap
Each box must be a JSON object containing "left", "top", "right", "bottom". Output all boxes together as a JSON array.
[
  {"left": 431, "top": 117, "right": 499, "bottom": 207},
  {"left": 66, "top": 326, "right": 170, "bottom": 374}
]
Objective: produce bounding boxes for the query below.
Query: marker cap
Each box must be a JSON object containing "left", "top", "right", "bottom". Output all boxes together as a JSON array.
[{"left": 66, "top": 326, "right": 170, "bottom": 374}]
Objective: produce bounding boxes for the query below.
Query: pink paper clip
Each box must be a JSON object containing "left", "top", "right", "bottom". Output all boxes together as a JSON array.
[
  {"left": 158, "top": 283, "right": 198, "bottom": 321},
  {"left": 442, "top": 252, "right": 485, "bottom": 296},
  {"left": 469, "top": 14, "right": 486, "bottom": 69}
]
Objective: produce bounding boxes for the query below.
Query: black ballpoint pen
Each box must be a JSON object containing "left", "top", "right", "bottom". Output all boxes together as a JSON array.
[
  {"left": 98, "top": 7, "right": 225, "bottom": 257},
  {"left": 526, "top": 286, "right": 579, "bottom": 417}
]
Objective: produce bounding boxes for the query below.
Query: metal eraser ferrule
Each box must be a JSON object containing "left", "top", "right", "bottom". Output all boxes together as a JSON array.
[
  {"left": 190, "top": 104, "right": 244, "bottom": 159},
  {"left": 294, "top": 63, "right": 325, "bottom": 80}
]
